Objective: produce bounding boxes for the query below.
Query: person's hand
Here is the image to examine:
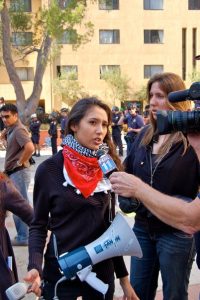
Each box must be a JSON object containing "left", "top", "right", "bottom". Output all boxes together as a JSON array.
[
  {"left": 110, "top": 172, "right": 138, "bottom": 198},
  {"left": 120, "top": 276, "right": 140, "bottom": 300},
  {"left": 24, "top": 269, "right": 41, "bottom": 296},
  {"left": 0, "top": 128, "right": 7, "bottom": 140}
]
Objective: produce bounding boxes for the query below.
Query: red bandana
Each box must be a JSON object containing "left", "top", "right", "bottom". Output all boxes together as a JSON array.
[{"left": 62, "top": 145, "right": 103, "bottom": 198}]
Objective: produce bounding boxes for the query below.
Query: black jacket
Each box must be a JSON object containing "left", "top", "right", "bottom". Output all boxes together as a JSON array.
[
  {"left": 28, "top": 151, "right": 128, "bottom": 283},
  {"left": 124, "top": 126, "right": 200, "bottom": 232}
]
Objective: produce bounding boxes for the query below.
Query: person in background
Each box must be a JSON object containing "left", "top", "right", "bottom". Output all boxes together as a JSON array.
[
  {"left": 111, "top": 106, "right": 123, "bottom": 157},
  {"left": 48, "top": 112, "right": 58, "bottom": 155},
  {"left": 110, "top": 72, "right": 200, "bottom": 300},
  {"left": 119, "top": 104, "right": 144, "bottom": 155},
  {"left": 0, "top": 97, "right": 5, "bottom": 132},
  {"left": 0, "top": 172, "right": 33, "bottom": 300},
  {"left": 0, "top": 104, "right": 34, "bottom": 246},
  {"left": 143, "top": 104, "right": 150, "bottom": 125},
  {"left": 60, "top": 108, "right": 69, "bottom": 141},
  {"left": 24, "top": 97, "right": 139, "bottom": 300},
  {"left": 29, "top": 113, "right": 41, "bottom": 157}
]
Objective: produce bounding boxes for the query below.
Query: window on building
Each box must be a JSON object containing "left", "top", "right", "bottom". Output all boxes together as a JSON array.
[
  {"left": 144, "top": 65, "right": 163, "bottom": 78},
  {"left": 189, "top": 0, "right": 200, "bottom": 9},
  {"left": 99, "top": 30, "right": 120, "bottom": 44},
  {"left": 144, "top": 0, "right": 163, "bottom": 10},
  {"left": 16, "top": 67, "right": 34, "bottom": 81},
  {"left": 10, "top": 0, "right": 32, "bottom": 12},
  {"left": 57, "top": 0, "right": 71, "bottom": 9},
  {"left": 57, "top": 65, "right": 78, "bottom": 79},
  {"left": 12, "top": 32, "right": 32, "bottom": 46},
  {"left": 99, "top": 0, "right": 119, "bottom": 10},
  {"left": 57, "top": 29, "right": 77, "bottom": 44},
  {"left": 100, "top": 65, "right": 120, "bottom": 79},
  {"left": 144, "top": 30, "right": 164, "bottom": 43}
]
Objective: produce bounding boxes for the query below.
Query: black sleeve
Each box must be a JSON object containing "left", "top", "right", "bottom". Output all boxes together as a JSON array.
[
  {"left": 3, "top": 179, "right": 33, "bottom": 225},
  {"left": 28, "top": 163, "right": 51, "bottom": 275}
]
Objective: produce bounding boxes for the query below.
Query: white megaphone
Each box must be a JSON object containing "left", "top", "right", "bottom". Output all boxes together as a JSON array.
[{"left": 58, "top": 212, "right": 142, "bottom": 296}]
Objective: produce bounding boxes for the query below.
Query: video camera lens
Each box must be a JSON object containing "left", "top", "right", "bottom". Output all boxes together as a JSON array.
[{"left": 157, "top": 110, "right": 200, "bottom": 134}]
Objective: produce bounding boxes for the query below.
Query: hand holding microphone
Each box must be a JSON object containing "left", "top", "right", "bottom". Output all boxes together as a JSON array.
[{"left": 96, "top": 147, "right": 140, "bottom": 213}]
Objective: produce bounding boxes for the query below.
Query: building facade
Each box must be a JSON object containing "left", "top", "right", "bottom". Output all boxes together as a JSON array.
[{"left": 0, "top": 0, "right": 200, "bottom": 112}]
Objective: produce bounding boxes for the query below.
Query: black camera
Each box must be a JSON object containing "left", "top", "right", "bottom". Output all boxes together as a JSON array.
[
  {"left": 157, "top": 82, "right": 200, "bottom": 134},
  {"left": 157, "top": 110, "right": 200, "bottom": 134}
]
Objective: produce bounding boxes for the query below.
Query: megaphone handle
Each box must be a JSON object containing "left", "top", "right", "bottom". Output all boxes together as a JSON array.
[{"left": 84, "top": 271, "right": 109, "bottom": 295}]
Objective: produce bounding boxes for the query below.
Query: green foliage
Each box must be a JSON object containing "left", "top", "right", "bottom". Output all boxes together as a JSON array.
[
  {"left": 134, "top": 85, "right": 147, "bottom": 102},
  {"left": 9, "top": 0, "right": 32, "bottom": 31},
  {"left": 2, "top": 0, "right": 94, "bottom": 59},
  {"left": 102, "top": 69, "right": 133, "bottom": 104},
  {"left": 37, "top": 0, "right": 94, "bottom": 49},
  {"left": 188, "top": 68, "right": 200, "bottom": 83},
  {"left": 11, "top": 12, "right": 32, "bottom": 31},
  {"left": 0, "top": 0, "right": 3, "bottom": 11},
  {"left": 53, "top": 71, "right": 88, "bottom": 107}
]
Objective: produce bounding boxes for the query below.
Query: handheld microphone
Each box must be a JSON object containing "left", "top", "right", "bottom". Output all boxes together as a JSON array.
[
  {"left": 5, "top": 282, "right": 28, "bottom": 300},
  {"left": 96, "top": 149, "right": 117, "bottom": 178},
  {"left": 96, "top": 148, "right": 140, "bottom": 213},
  {"left": 168, "top": 82, "right": 200, "bottom": 102}
]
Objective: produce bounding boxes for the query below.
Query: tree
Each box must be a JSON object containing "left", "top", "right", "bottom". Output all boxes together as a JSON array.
[
  {"left": 0, "top": 0, "right": 94, "bottom": 123},
  {"left": 134, "top": 85, "right": 147, "bottom": 108},
  {"left": 53, "top": 71, "right": 89, "bottom": 107},
  {"left": 102, "top": 69, "right": 133, "bottom": 106},
  {"left": 188, "top": 68, "right": 200, "bottom": 83}
]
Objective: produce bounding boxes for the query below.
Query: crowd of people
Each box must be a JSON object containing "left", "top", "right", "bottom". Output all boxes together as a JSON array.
[{"left": 0, "top": 70, "right": 200, "bottom": 300}]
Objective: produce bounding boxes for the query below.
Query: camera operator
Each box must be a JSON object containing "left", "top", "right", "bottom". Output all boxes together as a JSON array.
[
  {"left": 110, "top": 72, "right": 200, "bottom": 300},
  {"left": 110, "top": 132, "right": 200, "bottom": 234}
]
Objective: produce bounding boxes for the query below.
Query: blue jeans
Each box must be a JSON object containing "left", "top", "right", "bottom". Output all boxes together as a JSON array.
[
  {"left": 130, "top": 225, "right": 196, "bottom": 300},
  {"left": 10, "top": 168, "right": 31, "bottom": 242}
]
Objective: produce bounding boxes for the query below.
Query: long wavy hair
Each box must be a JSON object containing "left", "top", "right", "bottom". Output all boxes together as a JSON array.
[
  {"left": 66, "top": 97, "right": 123, "bottom": 170},
  {"left": 141, "top": 72, "right": 191, "bottom": 155}
]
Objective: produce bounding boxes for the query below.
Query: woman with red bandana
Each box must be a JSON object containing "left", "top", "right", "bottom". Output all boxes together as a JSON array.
[{"left": 24, "top": 98, "right": 139, "bottom": 300}]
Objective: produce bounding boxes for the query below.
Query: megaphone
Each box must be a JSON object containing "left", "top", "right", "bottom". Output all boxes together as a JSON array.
[{"left": 58, "top": 212, "right": 142, "bottom": 296}]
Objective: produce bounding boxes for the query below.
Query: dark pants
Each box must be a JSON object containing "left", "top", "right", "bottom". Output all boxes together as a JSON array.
[
  {"left": 130, "top": 225, "right": 195, "bottom": 300},
  {"left": 112, "top": 133, "right": 123, "bottom": 156},
  {"left": 41, "top": 277, "right": 115, "bottom": 300},
  {"left": 124, "top": 134, "right": 136, "bottom": 155},
  {"left": 51, "top": 137, "right": 58, "bottom": 155}
]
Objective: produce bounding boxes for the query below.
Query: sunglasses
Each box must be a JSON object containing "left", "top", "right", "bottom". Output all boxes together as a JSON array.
[{"left": 1, "top": 114, "right": 12, "bottom": 119}]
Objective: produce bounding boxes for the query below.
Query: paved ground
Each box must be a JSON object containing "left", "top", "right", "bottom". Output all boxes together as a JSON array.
[{"left": 1, "top": 147, "right": 200, "bottom": 299}]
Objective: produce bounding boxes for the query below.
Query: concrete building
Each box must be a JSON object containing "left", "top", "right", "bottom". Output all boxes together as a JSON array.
[{"left": 0, "top": 0, "right": 200, "bottom": 112}]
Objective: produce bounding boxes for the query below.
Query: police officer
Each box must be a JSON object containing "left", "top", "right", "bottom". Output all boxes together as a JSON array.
[
  {"left": 48, "top": 112, "right": 58, "bottom": 155},
  {"left": 29, "top": 113, "right": 41, "bottom": 157},
  {"left": 60, "top": 108, "right": 69, "bottom": 140},
  {"left": 122, "top": 104, "right": 144, "bottom": 155},
  {"left": 111, "top": 106, "right": 123, "bottom": 156}
]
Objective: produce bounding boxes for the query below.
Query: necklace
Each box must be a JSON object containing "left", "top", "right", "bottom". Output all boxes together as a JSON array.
[{"left": 149, "top": 150, "right": 165, "bottom": 186}]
